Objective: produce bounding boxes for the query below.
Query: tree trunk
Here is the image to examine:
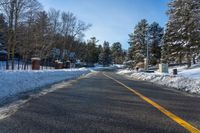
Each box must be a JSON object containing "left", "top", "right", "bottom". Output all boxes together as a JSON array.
[
  {"left": 7, "top": 31, "right": 12, "bottom": 70},
  {"left": 41, "top": 60, "right": 43, "bottom": 70},
  {"left": 26, "top": 59, "right": 29, "bottom": 70},
  {"left": 6, "top": 57, "right": 9, "bottom": 70},
  {"left": 17, "top": 58, "right": 20, "bottom": 70},
  {"left": 23, "top": 59, "right": 27, "bottom": 70},
  {"left": 6, "top": 0, "right": 15, "bottom": 70},
  {"left": 11, "top": 46, "right": 15, "bottom": 70},
  {"left": 21, "top": 60, "right": 24, "bottom": 70},
  {"left": 178, "top": 53, "right": 182, "bottom": 65},
  {"left": 186, "top": 48, "right": 191, "bottom": 68},
  {"left": 45, "top": 59, "right": 47, "bottom": 69},
  {"left": 193, "top": 55, "right": 196, "bottom": 64},
  {"left": 12, "top": 2, "right": 19, "bottom": 70},
  {"left": 23, "top": 62, "right": 26, "bottom": 70},
  {"left": 11, "top": 32, "right": 16, "bottom": 70}
]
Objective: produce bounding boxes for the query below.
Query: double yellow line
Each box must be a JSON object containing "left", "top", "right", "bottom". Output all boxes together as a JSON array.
[{"left": 103, "top": 73, "right": 200, "bottom": 133}]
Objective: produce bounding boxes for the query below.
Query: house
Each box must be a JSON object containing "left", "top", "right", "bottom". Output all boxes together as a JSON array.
[{"left": 51, "top": 48, "right": 77, "bottom": 68}]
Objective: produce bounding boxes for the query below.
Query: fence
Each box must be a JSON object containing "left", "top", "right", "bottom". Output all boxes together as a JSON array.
[{"left": 0, "top": 59, "right": 54, "bottom": 70}]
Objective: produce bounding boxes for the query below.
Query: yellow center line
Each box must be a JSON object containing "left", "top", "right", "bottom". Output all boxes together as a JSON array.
[{"left": 103, "top": 73, "right": 200, "bottom": 133}]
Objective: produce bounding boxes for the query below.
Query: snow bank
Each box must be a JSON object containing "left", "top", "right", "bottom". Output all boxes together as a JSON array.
[
  {"left": 178, "top": 68, "right": 200, "bottom": 79},
  {"left": 0, "top": 64, "right": 121, "bottom": 104},
  {"left": 0, "top": 68, "right": 90, "bottom": 102},
  {"left": 117, "top": 69, "right": 200, "bottom": 94},
  {"left": 91, "top": 64, "right": 124, "bottom": 71}
]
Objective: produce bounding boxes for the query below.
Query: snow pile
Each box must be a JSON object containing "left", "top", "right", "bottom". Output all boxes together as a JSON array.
[
  {"left": 0, "top": 68, "right": 90, "bottom": 102},
  {"left": 0, "top": 64, "right": 122, "bottom": 104},
  {"left": 91, "top": 64, "right": 124, "bottom": 71},
  {"left": 179, "top": 68, "right": 200, "bottom": 79},
  {"left": 113, "top": 64, "right": 125, "bottom": 69},
  {"left": 117, "top": 69, "right": 135, "bottom": 75},
  {"left": 117, "top": 68, "right": 200, "bottom": 94}
]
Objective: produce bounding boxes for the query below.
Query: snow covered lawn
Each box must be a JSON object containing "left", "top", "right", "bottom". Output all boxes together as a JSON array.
[
  {"left": 0, "top": 68, "right": 90, "bottom": 102},
  {"left": 117, "top": 66, "right": 200, "bottom": 94}
]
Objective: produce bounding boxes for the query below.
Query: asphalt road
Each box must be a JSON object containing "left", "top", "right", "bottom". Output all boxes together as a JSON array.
[{"left": 0, "top": 71, "right": 199, "bottom": 133}]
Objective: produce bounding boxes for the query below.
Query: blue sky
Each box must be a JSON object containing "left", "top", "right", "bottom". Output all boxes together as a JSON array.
[{"left": 39, "top": 0, "right": 170, "bottom": 49}]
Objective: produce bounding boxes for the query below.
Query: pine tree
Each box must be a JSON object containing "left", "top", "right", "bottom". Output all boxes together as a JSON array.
[
  {"left": 128, "top": 19, "right": 149, "bottom": 65},
  {"left": 162, "top": 22, "right": 182, "bottom": 64},
  {"left": 85, "top": 37, "right": 100, "bottom": 65},
  {"left": 148, "top": 22, "right": 164, "bottom": 65},
  {"left": 111, "top": 42, "right": 124, "bottom": 64},
  {"left": 165, "top": 0, "right": 200, "bottom": 68},
  {"left": 99, "top": 41, "right": 112, "bottom": 66}
]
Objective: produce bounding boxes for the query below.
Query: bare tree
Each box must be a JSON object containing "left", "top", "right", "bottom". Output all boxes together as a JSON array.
[
  {"left": 0, "top": 0, "right": 42, "bottom": 69},
  {"left": 60, "top": 11, "right": 91, "bottom": 61},
  {"left": 48, "top": 8, "right": 60, "bottom": 34},
  {"left": 0, "top": 1, "right": 91, "bottom": 69}
]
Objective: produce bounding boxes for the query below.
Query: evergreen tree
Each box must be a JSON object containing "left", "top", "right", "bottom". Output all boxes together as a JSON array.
[
  {"left": 128, "top": 19, "right": 149, "bottom": 65},
  {"left": 111, "top": 42, "right": 124, "bottom": 64},
  {"left": 148, "top": 22, "right": 164, "bottom": 65},
  {"left": 99, "top": 41, "right": 112, "bottom": 66},
  {"left": 165, "top": 0, "right": 200, "bottom": 68},
  {"left": 127, "top": 47, "right": 134, "bottom": 60},
  {"left": 85, "top": 37, "right": 100, "bottom": 65}
]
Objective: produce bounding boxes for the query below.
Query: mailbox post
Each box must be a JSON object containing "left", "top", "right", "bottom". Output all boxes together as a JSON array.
[
  {"left": 173, "top": 69, "right": 178, "bottom": 75},
  {"left": 31, "top": 58, "right": 41, "bottom": 70}
]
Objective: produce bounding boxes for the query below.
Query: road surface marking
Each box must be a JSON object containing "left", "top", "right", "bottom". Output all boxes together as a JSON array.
[{"left": 103, "top": 73, "right": 200, "bottom": 133}]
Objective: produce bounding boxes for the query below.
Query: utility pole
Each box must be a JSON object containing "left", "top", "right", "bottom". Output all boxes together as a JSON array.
[{"left": 146, "top": 42, "right": 149, "bottom": 70}]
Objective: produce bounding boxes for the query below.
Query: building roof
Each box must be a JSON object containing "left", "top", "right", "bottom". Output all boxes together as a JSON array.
[{"left": 0, "top": 50, "right": 7, "bottom": 54}]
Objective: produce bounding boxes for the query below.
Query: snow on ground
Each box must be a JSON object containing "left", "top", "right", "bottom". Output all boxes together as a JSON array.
[
  {"left": 0, "top": 64, "right": 121, "bottom": 119},
  {"left": 179, "top": 68, "right": 200, "bottom": 79},
  {"left": 91, "top": 64, "right": 125, "bottom": 71},
  {"left": 117, "top": 65, "right": 200, "bottom": 94},
  {"left": 0, "top": 68, "right": 91, "bottom": 103},
  {"left": 0, "top": 73, "right": 95, "bottom": 120},
  {"left": 0, "top": 64, "right": 122, "bottom": 105}
]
